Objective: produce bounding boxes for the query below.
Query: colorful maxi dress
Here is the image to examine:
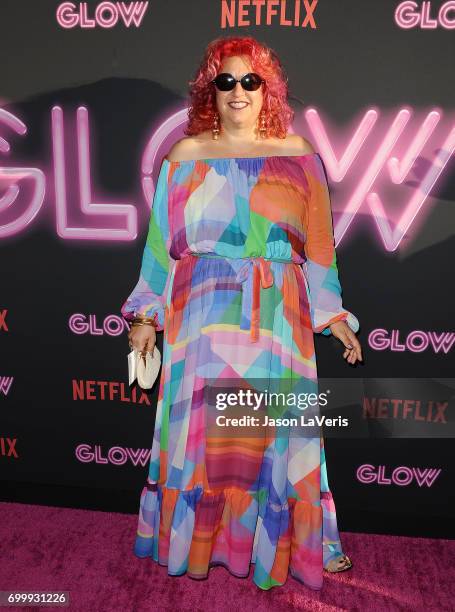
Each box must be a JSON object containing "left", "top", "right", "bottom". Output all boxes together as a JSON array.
[{"left": 121, "top": 153, "right": 359, "bottom": 591}]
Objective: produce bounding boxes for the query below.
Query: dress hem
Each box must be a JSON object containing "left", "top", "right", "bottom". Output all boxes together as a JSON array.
[{"left": 133, "top": 550, "right": 324, "bottom": 591}]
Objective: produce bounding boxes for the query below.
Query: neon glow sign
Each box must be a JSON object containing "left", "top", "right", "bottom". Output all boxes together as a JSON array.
[
  {"left": 368, "top": 328, "right": 455, "bottom": 353},
  {"left": 395, "top": 1, "right": 455, "bottom": 29},
  {"left": 356, "top": 464, "right": 441, "bottom": 486},
  {"left": 56, "top": 1, "right": 149, "bottom": 29},
  {"left": 0, "top": 104, "right": 454, "bottom": 250}
]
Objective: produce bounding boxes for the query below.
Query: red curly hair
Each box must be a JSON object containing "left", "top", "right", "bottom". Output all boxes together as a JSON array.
[{"left": 185, "top": 36, "right": 294, "bottom": 139}]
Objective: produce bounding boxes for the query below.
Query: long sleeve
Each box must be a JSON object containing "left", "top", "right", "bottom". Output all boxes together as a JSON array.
[
  {"left": 121, "top": 158, "right": 175, "bottom": 332},
  {"left": 301, "top": 154, "right": 360, "bottom": 337}
]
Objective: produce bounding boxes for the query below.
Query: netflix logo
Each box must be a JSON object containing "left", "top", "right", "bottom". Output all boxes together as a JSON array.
[
  {"left": 221, "top": 0, "right": 319, "bottom": 29},
  {"left": 363, "top": 398, "right": 448, "bottom": 424},
  {"left": 72, "top": 379, "right": 152, "bottom": 405}
]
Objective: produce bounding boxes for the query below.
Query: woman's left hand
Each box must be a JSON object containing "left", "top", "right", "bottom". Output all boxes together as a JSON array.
[{"left": 328, "top": 320, "right": 363, "bottom": 365}]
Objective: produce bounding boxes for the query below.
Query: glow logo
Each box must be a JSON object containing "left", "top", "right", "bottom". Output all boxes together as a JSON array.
[
  {"left": 69, "top": 314, "right": 130, "bottom": 336},
  {"left": 395, "top": 1, "right": 455, "bottom": 29},
  {"left": 0, "top": 105, "right": 454, "bottom": 250},
  {"left": 75, "top": 443, "right": 151, "bottom": 466},
  {"left": 368, "top": 329, "right": 455, "bottom": 354},
  {"left": 357, "top": 464, "right": 441, "bottom": 486},
  {"left": 56, "top": 1, "right": 149, "bottom": 29}
]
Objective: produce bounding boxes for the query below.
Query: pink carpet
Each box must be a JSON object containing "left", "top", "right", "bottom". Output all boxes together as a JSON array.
[{"left": 1, "top": 501, "right": 453, "bottom": 611}]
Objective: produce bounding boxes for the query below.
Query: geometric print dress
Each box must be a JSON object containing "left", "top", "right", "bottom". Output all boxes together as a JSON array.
[{"left": 121, "top": 153, "right": 360, "bottom": 591}]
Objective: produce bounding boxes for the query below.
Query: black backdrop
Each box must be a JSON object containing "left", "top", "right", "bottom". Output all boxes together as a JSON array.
[{"left": 1, "top": 0, "right": 454, "bottom": 539}]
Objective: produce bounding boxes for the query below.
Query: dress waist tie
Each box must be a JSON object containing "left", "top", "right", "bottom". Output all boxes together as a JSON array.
[{"left": 188, "top": 253, "right": 277, "bottom": 343}]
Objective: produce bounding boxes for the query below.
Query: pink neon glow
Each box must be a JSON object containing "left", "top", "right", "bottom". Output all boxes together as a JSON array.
[
  {"left": 387, "top": 111, "right": 440, "bottom": 184},
  {"left": 69, "top": 313, "right": 129, "bottom": 335},
  {"left": 440, "top": 1, "right": 455, "bottom": 25},
  {"left": 368, "top": 329, "right": 455, "bottom": 353},
  {"left": 395, "top": 2, "right": 421, "bottom": 28},
  {"left": 0, "top": 109, "right": 45, "bottom": 238},
  {"left": 90, "top": 2, "right": 117, "bottom": 28},
  {"left": 421, "top": 1, "right": 439, "bottom": 28},
  {"left": 1, "top": 104, "right": 454, "bottom": 246},
  {"left": 0, "top": 377, "right": 14, "bottom": 396},
  {"left": 142, "top": 108, "right": 189, "bottom": 207},
  {"left": 305, "top": 108, "right": 379, "bottom": 182},
  {"left": 395, "top": 1, "right": 455, "bottom": 29},
  {"left": 357, "top": 464, "right": 441, "bottom": 486},
  {"left": 0, "top": 108, "right": 27, "bottom": 153},
  {"left": 307, "top": 107, "right": 455, "bottom": 250},
  {"left": 369, "top": 121, "right": 455, "bottom": 251},
  {"left": 75, "top": 444, "right": 151, "bottom": 466},
  {"left": 53, "top": 106, "right": 136, "bottom": 240},
  {"left": 56, "top": 1, "right": 149, "bottom": 29}
]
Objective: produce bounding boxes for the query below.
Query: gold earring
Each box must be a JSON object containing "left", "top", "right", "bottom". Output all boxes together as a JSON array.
[
  {"left": 259, "top": 110, "right": 267, "bottom": 139},
  {"left": 212, "top": 113, "right": 220, "bottom": 140}
]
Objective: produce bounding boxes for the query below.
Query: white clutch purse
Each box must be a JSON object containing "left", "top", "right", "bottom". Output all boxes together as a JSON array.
[{"left": 128, "top": 346, "right": 161, "bottom": 389}]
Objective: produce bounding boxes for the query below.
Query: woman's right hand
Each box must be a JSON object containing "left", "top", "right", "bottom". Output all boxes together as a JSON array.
[{"left": 128, "top": 323, "right": 157, "bottom": 358}]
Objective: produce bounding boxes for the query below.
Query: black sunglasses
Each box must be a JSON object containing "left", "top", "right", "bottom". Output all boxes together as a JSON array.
[{"left": 211, "top": 72, "right": 264, "bottom": 92}]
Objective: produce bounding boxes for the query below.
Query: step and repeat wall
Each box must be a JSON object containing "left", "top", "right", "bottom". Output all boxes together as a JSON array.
[{"left": 1, "top": 0, "right": 454, "bottom": 536}]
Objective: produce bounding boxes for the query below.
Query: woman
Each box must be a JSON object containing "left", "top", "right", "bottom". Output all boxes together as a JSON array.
[{"left": 121, "top": 35, "right": 362, "bottom": 591}]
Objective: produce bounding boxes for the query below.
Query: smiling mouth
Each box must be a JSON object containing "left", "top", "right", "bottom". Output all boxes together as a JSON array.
[{"left": 228, "top": 101, "right": 249, "bottom": 109}]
